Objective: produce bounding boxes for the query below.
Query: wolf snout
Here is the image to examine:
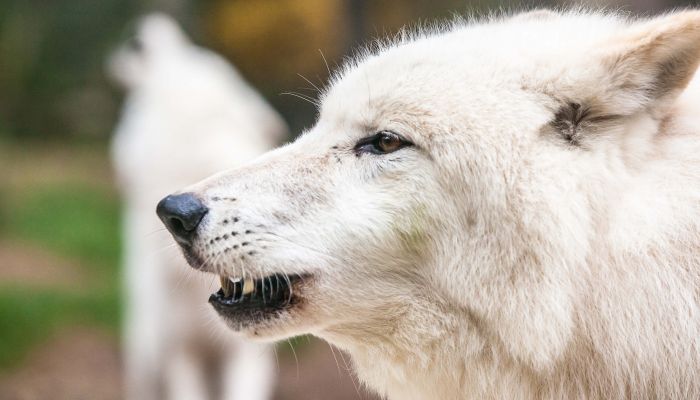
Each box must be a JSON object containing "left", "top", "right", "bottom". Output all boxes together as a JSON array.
[{"left": 156, "top": 192, "right": 208, "bottom": 245}]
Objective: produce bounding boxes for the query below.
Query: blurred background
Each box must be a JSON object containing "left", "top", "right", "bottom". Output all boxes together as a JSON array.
[{"left": 0, "top": 0, "right": 696, "bottom": 399}]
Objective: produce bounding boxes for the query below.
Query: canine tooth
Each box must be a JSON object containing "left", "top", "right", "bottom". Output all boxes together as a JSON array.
[
  {"left": 242, "top": 277, "right": 255, "bottom": 295},
  {"left": 220, "top": 276, "right": 232, "bottom": 297}
]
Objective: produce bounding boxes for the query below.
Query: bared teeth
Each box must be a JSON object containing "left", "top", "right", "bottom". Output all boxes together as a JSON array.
[
  {"left": 219, "top": 276, "right": 254, "bottom": 299},
  {"left": 242, "top": 277, "right": 255, "bottom": 295},
  {"left": 220, "top": 276, "right": 233, "bottom": 297}
]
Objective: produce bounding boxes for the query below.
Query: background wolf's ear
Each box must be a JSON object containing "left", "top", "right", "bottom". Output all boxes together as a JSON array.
[{"left": 601, "top": 11, "right": 700, "bottom": 113}]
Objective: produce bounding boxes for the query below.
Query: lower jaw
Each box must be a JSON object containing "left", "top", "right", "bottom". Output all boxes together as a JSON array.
[{"left": 208, "top": 273, "right": 308, "bottom": 331}]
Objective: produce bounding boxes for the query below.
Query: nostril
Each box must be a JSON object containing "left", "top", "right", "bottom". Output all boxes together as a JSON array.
[
  {"left": 167, "top": 216, "right": 186, "bottom": 234},
  {"left": 156, "top": 193, "right": 208, "bottom": 245}
]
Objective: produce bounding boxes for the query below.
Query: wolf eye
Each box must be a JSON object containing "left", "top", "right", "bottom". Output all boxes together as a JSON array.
[{"left": 354, "top": 131, "right": 412, "bottom": 155}]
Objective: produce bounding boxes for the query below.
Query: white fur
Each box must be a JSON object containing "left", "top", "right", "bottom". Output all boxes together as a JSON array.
[
  {"left": 174, "top": 9, "right": 700, "bottom": 399},
  {"left": 110, "top": 14, "right": 286, "bottom": 400}
]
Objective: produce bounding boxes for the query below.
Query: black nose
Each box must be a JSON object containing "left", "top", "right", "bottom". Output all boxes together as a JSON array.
[{"left": 156, "top": 193, "right": 208, "bottom": 245}]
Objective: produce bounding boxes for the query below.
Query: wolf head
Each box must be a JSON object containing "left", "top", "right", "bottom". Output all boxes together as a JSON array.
[
  {"left": 110, "top": 13, "right": 287, "bottom": 195},
  {"left": 158, "top": 9, "right": 700, "bottom": 381},
  {"left": 107, "top": 13, "right": 190, "bottom": 89}
]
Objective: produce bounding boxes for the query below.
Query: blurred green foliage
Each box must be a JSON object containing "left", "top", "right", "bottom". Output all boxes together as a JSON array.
[
  {"left": 0, "top": 0, "right": 141, "bottom": 139},
  {"left": 0, "top": 286, "right": 119, "bottom": 368},
  {"left": 4, "top": 183, "right": 121, "bottom": 272},
  {"left": 0, "top": 155, "right": 121, "bottom": 369}
]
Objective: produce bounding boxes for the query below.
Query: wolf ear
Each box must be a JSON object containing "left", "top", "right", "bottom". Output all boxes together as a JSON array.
[
  {"left": 550, "top": 12, "right": 700, "bottom": 145},
  {"left": 601, "top": 11, "right": 700, "bottom": 113}
]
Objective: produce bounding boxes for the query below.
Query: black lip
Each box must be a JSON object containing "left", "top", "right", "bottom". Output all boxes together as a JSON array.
[{"left": 209, "top": 273, "right": 307, "bottom": 329}]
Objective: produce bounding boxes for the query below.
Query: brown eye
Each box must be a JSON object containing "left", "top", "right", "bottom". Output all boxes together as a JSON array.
[
  {"left": 354, "top": 131, "right": 412, "bottom": 155},
  {"left": 377, "top": 132, "right": 402, "bottom": 152}
]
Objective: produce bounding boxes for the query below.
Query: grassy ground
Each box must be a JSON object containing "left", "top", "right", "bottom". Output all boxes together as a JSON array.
[{"left": 0, "top": 140, "right": 121, "bottom": 369}]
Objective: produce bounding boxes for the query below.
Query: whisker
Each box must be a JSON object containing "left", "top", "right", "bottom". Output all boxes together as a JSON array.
[
  {"left": 279, "top": 92, "right": 320, "bottom": 107},
  {"left": 319, "top": 49, "right": 332, "bottom": 76},
  {"left": 284, "top": 272, "right": 293, "bottom": 305},
  {"left": 152, "top": 242, "right": 178, "bottom": 255},
  {"left": 272, "top": 345, "right": 280, "bottom": 375},
  {"left": 297, "top": 73, "right": 322, "bottom": 93},
  {"left": 144, "top": 227, "right": 167, "bottom": 237},
  {"left": 339, "top": 349, "right": 364, "bottom": 399},
  {"left": 287, "top": 338, "right": 300, "bottom": 382},
  {"left": 327, "top": 342, "right": 343, "bottom": 379}
]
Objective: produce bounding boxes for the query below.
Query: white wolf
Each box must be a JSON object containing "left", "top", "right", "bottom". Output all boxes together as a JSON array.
[
  {"left": 157, "top": 9, "right": 700, "bottom": 400},
  {"left": 110, "top": 14, "right": 286, "bottom": 400}
]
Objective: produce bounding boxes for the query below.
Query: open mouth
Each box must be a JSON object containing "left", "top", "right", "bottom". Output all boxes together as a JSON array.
[{"left": 209, "top": 273, "right": 307, "bottom": 329}]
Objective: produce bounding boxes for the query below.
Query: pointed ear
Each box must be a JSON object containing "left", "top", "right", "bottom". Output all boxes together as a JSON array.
[
  {"left": 602, "top": 11, "right": 700, "bottom": 112},
  {"left": 548, "top": 12, "right": 700, "bottom": 145}
]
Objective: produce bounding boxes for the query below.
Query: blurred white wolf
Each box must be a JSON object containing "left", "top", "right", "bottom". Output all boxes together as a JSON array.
[
  {"left": 109, "top": 14, "right": 286, "bottom": 400},
  {"left": 158, "top": 9, "right": 700, "bottom": 400}
]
